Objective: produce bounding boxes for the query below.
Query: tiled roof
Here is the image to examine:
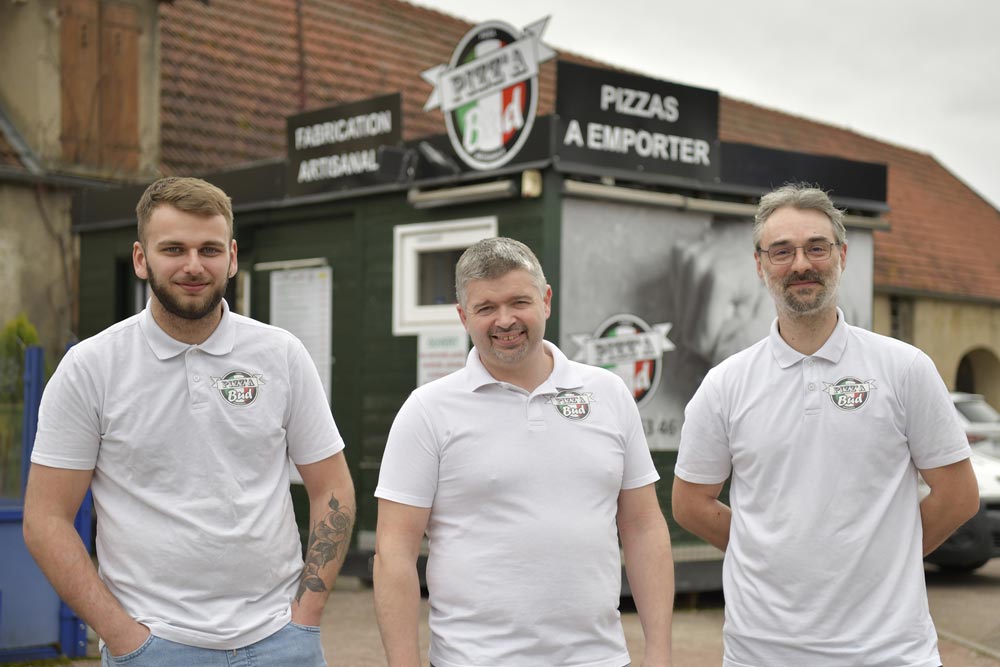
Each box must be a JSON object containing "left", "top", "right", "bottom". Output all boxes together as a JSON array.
[
  {"left": 157, "top": 0, "right": 598, "bottom": 175},
  {"left": 719, "top": 98, "right": 1000, "bottom": 301},
  {"left": 158, "top": 0, "right": 1000, "bottom": 302}
]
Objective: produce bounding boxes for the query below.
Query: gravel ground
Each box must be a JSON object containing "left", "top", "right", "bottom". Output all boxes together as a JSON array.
[{"left": 28, "top": 564, "right": 1000, "bottom": 666}]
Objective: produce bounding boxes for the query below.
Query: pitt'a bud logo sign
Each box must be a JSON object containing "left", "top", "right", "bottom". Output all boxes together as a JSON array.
[
  {"left": 421, "top": 18, "right": 555, "bottom": 170},
  {"left": 570, "top": 314, "right": 675, "bottom": 408},
  {"left": 212, "top": 370, "right": 265, "bottom": 407},
  {"left": 548, "top": 389, "right": 595, "bottom": 421},
  {"left": 823, "top": 377, "right": 876, "bottom": 411}
]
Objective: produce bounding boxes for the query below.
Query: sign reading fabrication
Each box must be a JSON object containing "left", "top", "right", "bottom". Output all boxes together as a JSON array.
[
  {"left": 556, "top": 62, "right": 720, "bottom": 184},
  {"left": 286, "top": 94, "right": 402, "bottom": 196}
]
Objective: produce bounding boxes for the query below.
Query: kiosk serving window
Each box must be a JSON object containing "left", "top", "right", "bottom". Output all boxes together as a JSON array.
[
  {"left": 418, "top": 249, "right": 466, "bottom": 305},
  {"left": 392, "top": 217, "right": 497, "bottom": 335}
]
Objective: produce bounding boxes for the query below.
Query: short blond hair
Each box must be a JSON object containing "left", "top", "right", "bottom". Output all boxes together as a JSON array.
[{"left": 136, "top": 177, "right": 233, "bottom": 243}]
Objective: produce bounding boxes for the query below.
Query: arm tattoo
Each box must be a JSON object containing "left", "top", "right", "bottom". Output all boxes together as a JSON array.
[{"left": 295, "top": 494, "right": 354, "bottom": 602}]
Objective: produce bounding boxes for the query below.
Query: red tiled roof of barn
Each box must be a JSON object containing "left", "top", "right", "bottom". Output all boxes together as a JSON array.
[
  {"left": 719, "top": 98, "right": 1000, "bottom": 300},
  {"left": 156, "top": 0, "right": 603, "bottom": 174},
  {"left": 2, "top": 0, "right": 991, "bottom": 302}
]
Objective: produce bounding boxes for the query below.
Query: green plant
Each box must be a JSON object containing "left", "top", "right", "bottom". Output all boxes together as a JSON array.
[
  {"left": 1, "top": 313, "right": 40, "bottom": 496},
  {"left": 1, "top": 312, "right": 40, "bottom": 402}
]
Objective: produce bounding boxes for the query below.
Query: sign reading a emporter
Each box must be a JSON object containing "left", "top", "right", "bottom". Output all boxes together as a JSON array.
[{"left": 556, "top": 62, "right": 720, "bottom": 184}]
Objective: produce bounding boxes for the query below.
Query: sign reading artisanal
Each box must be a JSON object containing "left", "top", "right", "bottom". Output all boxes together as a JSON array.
[
  {"left": 421, "top": 18, "right": 555, "bottom": 170},
  {"left": 555, "top": 62, "right": 720, "bottom": 184},
  {"left": 286, "top": 93, "right": 402, "bottom": 196}
]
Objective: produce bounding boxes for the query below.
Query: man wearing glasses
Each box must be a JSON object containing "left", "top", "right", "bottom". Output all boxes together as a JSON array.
[{"left": 672, "top": 182, "right": 979, "bottom": 667}]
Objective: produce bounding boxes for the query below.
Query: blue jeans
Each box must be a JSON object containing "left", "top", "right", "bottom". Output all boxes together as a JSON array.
[{"left": 101, "top": 622, "right": 325, "bottom": 667}]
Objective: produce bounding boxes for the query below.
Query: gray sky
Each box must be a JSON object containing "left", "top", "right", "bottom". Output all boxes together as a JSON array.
[{"left": 409, "top": 0, "right": 1000, "bottom": 209}]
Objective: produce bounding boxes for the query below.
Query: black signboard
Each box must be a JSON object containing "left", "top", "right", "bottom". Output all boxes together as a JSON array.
[
  {"left": 720, "top": 142, "right": 888, "bottom": 207},
  {"left": 405, "top": 119, "right": 553, "bottom": 183},
  {"left": 555, "top": 62, "right": 720, "bottom": 184},
  {"left": 286, "top": 93, "right": 402, "bottom": 196}
]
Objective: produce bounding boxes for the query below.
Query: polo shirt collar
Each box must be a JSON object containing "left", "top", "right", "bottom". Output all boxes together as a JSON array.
[
  {"left": 464, "top": 339, "right": 583, "bottom": 393},
  {"left": 769, "top": 307, "right": 849, "bottom": 368},
  {"left": 139, "top": 299, "right": 236, "bottom": 360}
]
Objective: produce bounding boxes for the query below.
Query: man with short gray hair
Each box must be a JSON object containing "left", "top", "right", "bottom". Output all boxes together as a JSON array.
[
  {"left": 673, "top": 182, "right": 979, "bottom": 666},
  {"left": 374, "top": 237, "right": 674, "bottom": 667}
]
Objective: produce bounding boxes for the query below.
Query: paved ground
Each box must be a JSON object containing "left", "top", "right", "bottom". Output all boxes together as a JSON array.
[
  {"left": 318, "top": 584, "right": 729, "bottom": 666},
  {"left": 319, "top": 569, "right": 1000, "bottom": 667},
  {"left": 927, "top": 557, "right": 1000, "bottom": 664},
  {"left": 37, "top": 558, "right": 1000, "bottom": 666}
]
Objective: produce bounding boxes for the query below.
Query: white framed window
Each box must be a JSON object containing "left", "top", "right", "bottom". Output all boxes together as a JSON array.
[{"left": 392, "top": 217, "right": 497, "bottom": 335}]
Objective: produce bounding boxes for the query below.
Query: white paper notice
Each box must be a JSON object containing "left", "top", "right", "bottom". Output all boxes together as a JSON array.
[
  {"left": 418, "top": 329, "right": 469, "bottom": 386},
  {"left": 269, "top": 267, "right": 333, "bottom": 400}
]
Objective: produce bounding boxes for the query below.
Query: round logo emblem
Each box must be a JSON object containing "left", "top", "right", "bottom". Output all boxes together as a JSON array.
[
  {"left": 549, "top": 389, "right": 594, "bottom": 421},
  {"left": 211, "top": 370, "right": 265, "bottom": 407},
  {"left": 593, "top": 314, "right": 667, "bottom": 408},
  {"left": 444, "top": 21, "right": 538, "bottom": 170},
  {"left": 823, "top": 376, "right": 876, "bottom": 411}
]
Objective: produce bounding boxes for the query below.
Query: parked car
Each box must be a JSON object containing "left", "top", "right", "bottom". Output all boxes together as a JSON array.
[
  {"left": 922, "top": 393, "right": 1000, "bottom": 572},
  {"left": 951, "top": 391, "right": 1000, "bottom": 458}
]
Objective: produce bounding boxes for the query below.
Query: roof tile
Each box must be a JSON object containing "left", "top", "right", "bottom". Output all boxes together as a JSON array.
[{"left": 158, "top": 0, "right": 1000, "bottom": 302}]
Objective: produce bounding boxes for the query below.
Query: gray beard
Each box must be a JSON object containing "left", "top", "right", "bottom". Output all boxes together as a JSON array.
[{"left": 768, "top": 269, "right": 841, "bottom": 317}]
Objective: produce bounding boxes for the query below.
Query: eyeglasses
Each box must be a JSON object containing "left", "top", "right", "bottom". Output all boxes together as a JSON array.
[{"left": 757, "top": 240, "right": 840, "bottom": 265}]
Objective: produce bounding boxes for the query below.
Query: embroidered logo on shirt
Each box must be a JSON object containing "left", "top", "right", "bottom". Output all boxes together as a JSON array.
[
  {"left": 211, "top": 370, "right": 265, "bottom": 406},
  {"left": 547, "top": 389, "right": 595, "bottom": 421},
  {"left": 823, "top": 377, "right": 876, "bottom": 411}
]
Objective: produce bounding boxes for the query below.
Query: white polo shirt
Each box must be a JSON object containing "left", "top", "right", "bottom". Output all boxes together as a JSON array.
[
  {"left": 676, "top": 310, "right": 970, "bottom": 667},
  {"left": 32, "top": 301, "right": 344, "bottom": 649},
  {"left": 376, "top": 341, "right": 658, "bottom": 667}
]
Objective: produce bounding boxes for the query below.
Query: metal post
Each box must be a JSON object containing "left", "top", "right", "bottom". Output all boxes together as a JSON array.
[
  {"left": 59, "top": 604, "right": 88, "bottom": 658},
  {"left": 62, "top": 486, "right": 93, "bottom": 657},
  {"left": 18, "top": 345, "right": 90, "bottom": 658},
  {"left": 20, "top": 346, "right": 43, "bottom": 498}
]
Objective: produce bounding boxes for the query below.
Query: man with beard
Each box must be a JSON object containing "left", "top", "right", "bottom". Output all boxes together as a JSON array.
[
  {"left": 672, "top": 183, "right": 979, "bottom": 667},
  {"left": 23, "top": 177, "right": 355, "bottom": 665},
  {"left": 373, "top": 237, "right": 674, "bottom": 667}
]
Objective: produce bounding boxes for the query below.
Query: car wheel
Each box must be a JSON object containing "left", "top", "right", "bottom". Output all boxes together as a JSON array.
[{"left": 936, "top": 559, "right": 990, "bottom": 573}]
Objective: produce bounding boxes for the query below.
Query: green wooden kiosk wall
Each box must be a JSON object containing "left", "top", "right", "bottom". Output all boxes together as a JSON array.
[{"left": 76, "top": 169, "right": 565, "bottom": 569}]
